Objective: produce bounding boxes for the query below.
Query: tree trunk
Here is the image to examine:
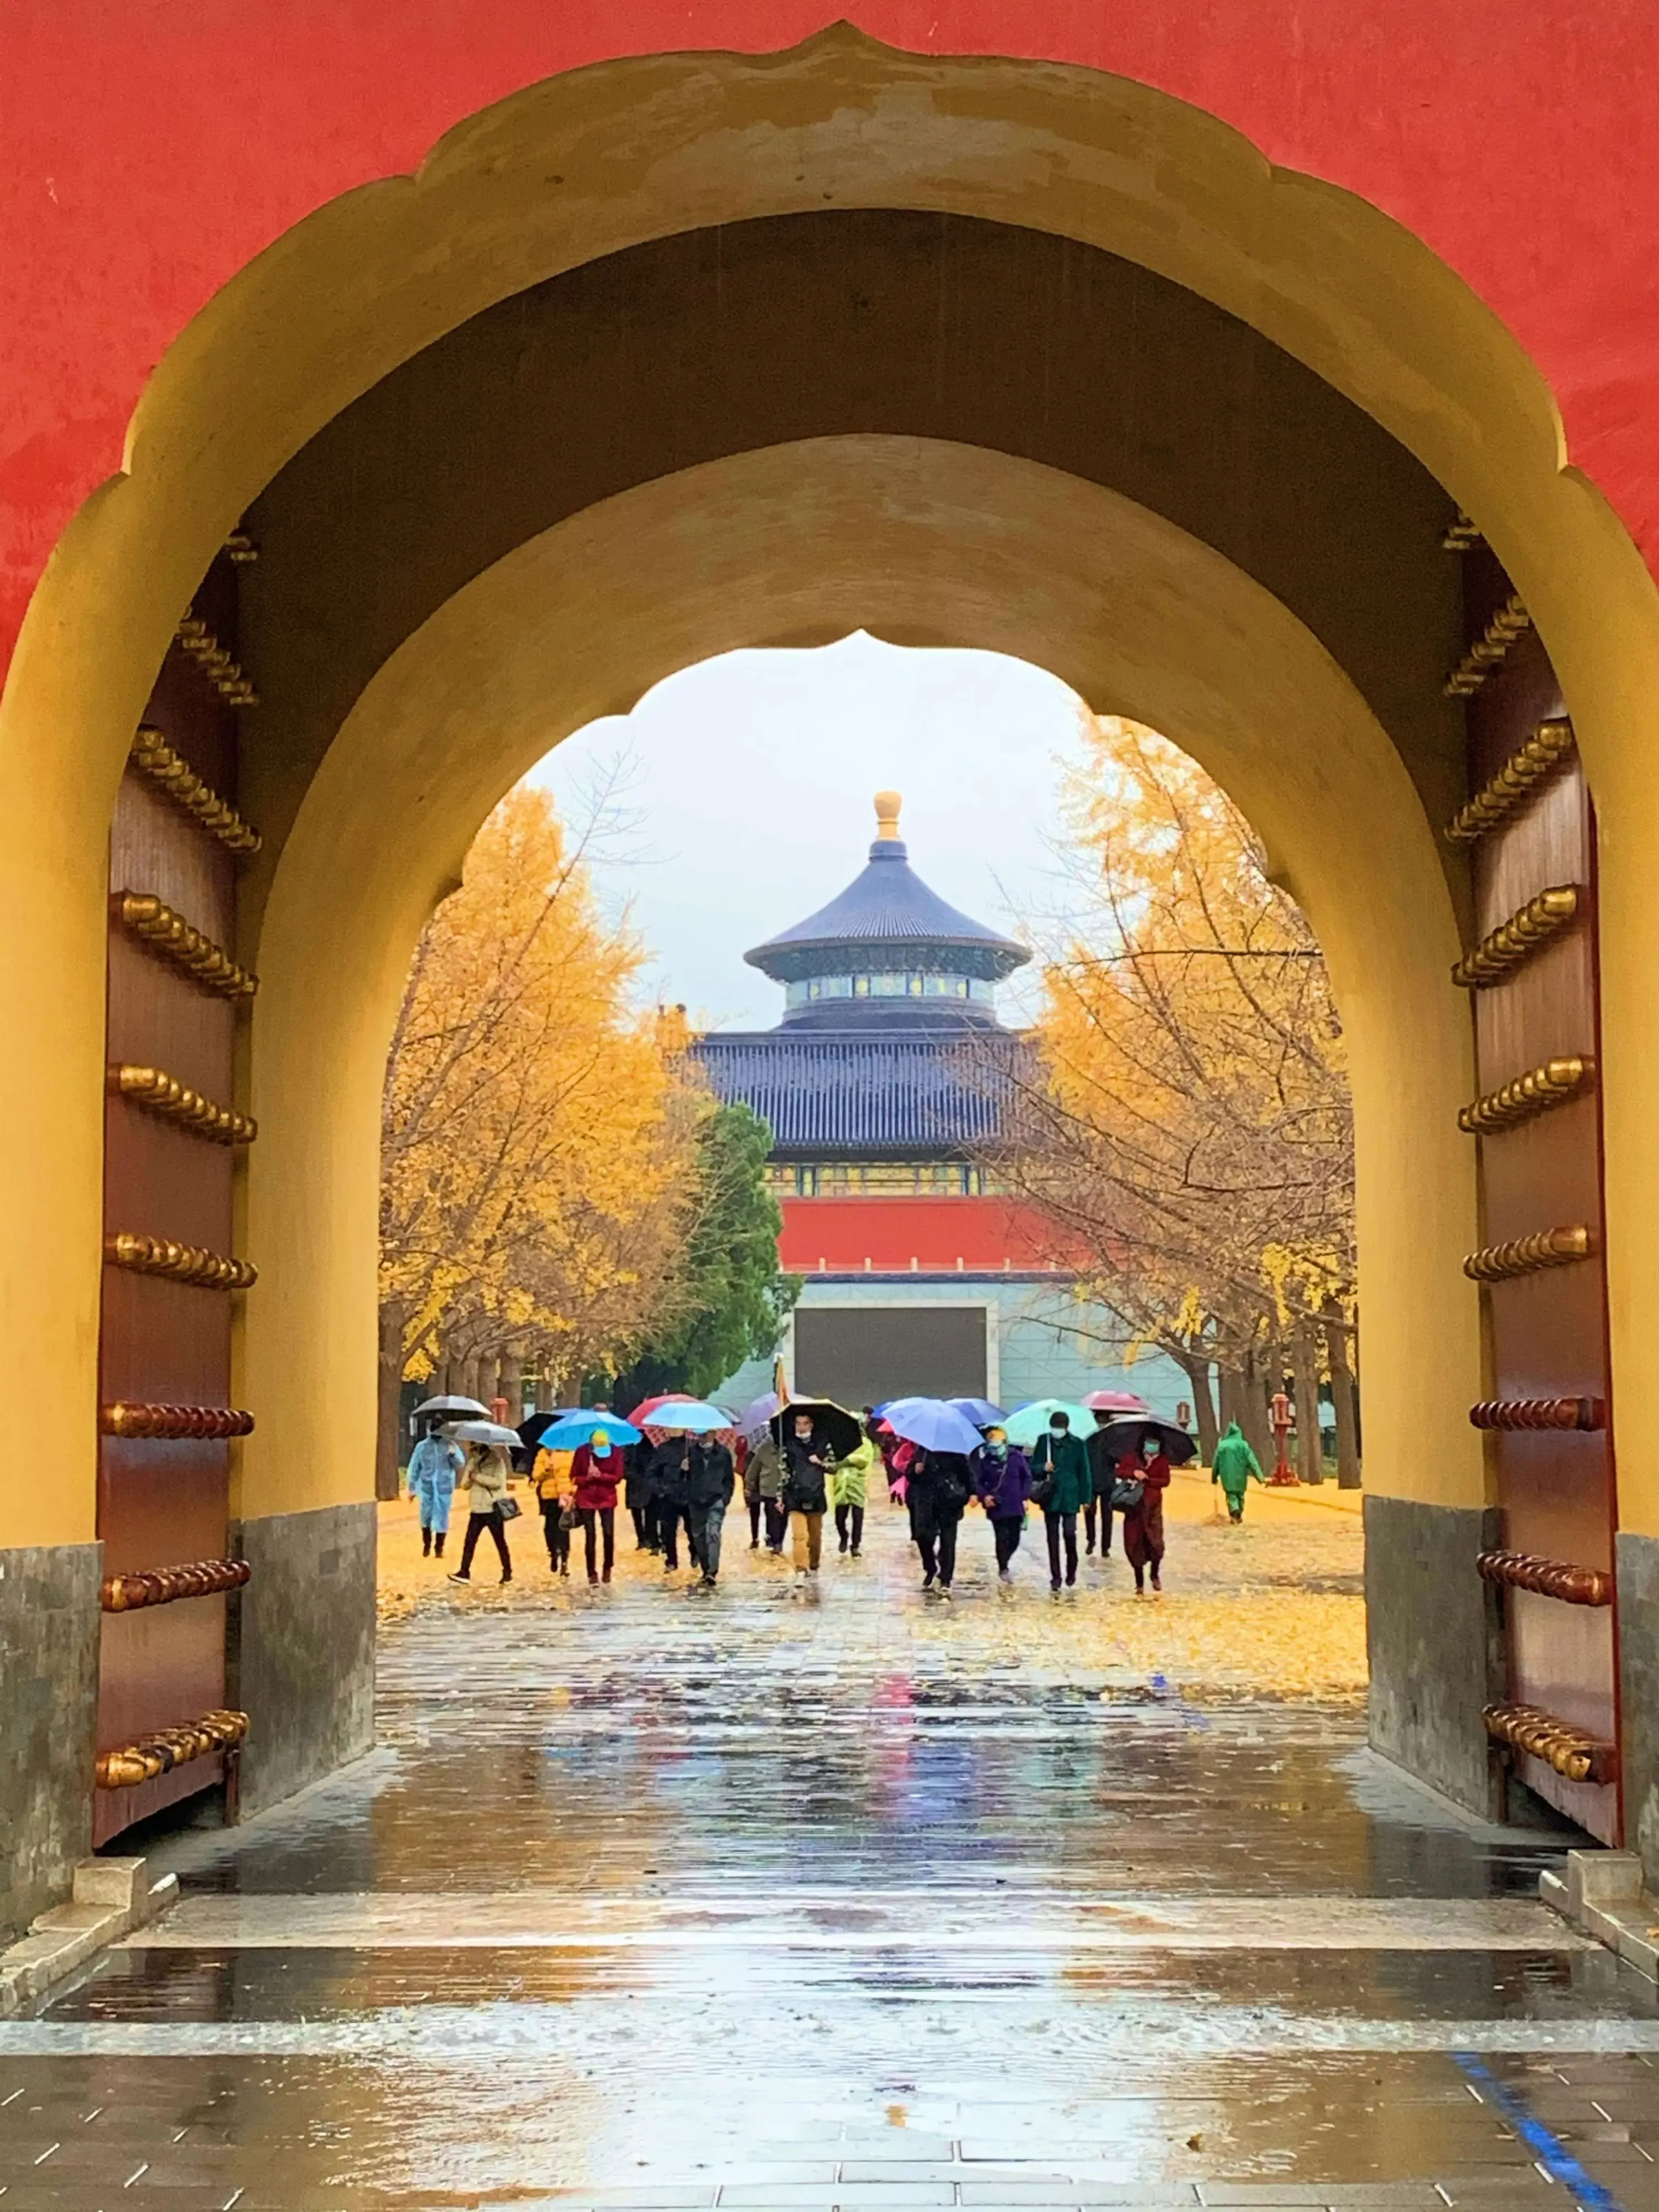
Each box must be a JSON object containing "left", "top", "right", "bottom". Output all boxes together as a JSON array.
[
  {"left": 375, "top": 1300, "right": 407, "bottom": 1503},
  {"left": 1238, "top": 1348, "right": 1274, "bottom": 1472},
  {"left": 534, "top": 1366, "right": 555, "bottom": 1413},
  {"left": 1175, "top": 1348, "right": 1219, "bottom": 1463},
  {"left": 1324, "top": 1302, "right": 1362, "bottom": 1488},
  {"left": 1292, "top": 1322, "right": 1323, "bottom": 1484},
  {"left": 500, "top": 1345, "right": 524, "bottom": 1425}
]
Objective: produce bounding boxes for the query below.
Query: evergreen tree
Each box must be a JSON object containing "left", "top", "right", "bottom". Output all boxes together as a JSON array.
[{"left": 606, "top": 1103, "right": 799, "bottom": 1405}]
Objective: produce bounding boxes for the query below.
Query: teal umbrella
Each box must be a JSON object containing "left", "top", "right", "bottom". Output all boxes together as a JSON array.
[{"left": 1001, "top": 1399, "right": 1094, "bottom": 1449}]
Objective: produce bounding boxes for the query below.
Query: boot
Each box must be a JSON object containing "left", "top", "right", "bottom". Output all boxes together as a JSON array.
[
  {"left": 421, "top": 1527, "right": 432, "bottom": 1557},
  {"left": 433, "top": 1533, "right": 445, "bottom": 1559}
]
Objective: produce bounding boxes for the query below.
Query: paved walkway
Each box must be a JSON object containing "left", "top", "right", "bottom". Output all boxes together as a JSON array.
[{"left": 4, "top": 1492, "right": 1658, "bottom": 2210}]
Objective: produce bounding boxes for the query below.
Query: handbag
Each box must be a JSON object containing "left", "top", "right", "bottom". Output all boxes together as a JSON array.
[
  {"left": 1110, "top": 1477, "right": 1145, "bottom": 1511},
  {"left": 557, "top": 1503, "right": 577, "bottom": 1530},
  {"left": 497, "top": 1493, "right": 522, "bottom": 1522}
]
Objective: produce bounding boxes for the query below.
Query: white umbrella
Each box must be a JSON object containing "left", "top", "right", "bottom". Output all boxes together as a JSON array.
[
  {"left": 415, "top": 1394, "right": 490, "bottom": 1417},
  {"left": 446, "top": 1420, "right": 522, "bottom": 1447}
]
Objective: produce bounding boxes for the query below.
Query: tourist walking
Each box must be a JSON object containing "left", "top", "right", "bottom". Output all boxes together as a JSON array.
[
  {"left": 1083, "top": 1410, "right": 1119, "bottom": 1559},
  {"left": 646, "top": 1433, "right": 700, "bottom": 1572},
  {"left": 408, "top": 1420, "right": 462, "bottom": 1559},
  {"left": 1211, "top": 1421, "right": 1265, "bottom": 1524},
  {"left": 1123, "top": 1438, "right": 1172, "bottom": 1595},
  {"left": 531, "top": 1439, "right": 576, "bottom": 1574},
  {"left": 976, "top": 1425, "right": 1032, "bottom": 1580},
  {"left": 1029, "top": 1411, "right": 1091, "bottom": 1593},
  {"left": 625, "top": 1440, "right": 658, "bottom": 1552},
  {"left": 908, "top": 1447, "right": 972, "bottom": 1598},
  {"left": 744, "top": 1426, "right": 786, "bottom": 1552},
  {"left": 686, "top": 1433, "right": 736, "bottom": 1590},
  {"left": 571, "top": 1427, "right": 622, "bottom": 1585},
  {"left": 831, "top": 1430, "right": 875, "bottom": 1556},
  {"left": 782, "top": 1410, "right": 830, "bottom": 1575},
  {"left": 448, "top": 1439, "right": 514, "bottom": 1585}
]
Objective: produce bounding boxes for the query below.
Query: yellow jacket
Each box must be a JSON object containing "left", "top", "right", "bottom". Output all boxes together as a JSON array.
[{"left": 532, "top": 1447, "right": 577, "bottom": 1505}]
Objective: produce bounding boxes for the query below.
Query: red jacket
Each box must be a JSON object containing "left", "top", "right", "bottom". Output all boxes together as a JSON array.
[{"left": 572, "top": 1443, "right": 622, "bottom": 1511}]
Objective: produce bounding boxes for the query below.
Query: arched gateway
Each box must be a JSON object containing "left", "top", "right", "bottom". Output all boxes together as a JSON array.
[{"left": 4, "top": 20, "right": 1659, "bottom": 1936}]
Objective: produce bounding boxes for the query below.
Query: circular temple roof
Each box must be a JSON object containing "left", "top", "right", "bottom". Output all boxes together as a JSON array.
[{"left": 744, "top": 792, "right": 1031, "bottom": 986}]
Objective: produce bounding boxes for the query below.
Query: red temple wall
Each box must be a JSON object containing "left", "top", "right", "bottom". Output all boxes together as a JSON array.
[
  {"left": 2, "top": 2, "right": 1658, "bottom": 676},
  {"left": 779, "top": 1195, "right": 1084, "bottom": 1276}
]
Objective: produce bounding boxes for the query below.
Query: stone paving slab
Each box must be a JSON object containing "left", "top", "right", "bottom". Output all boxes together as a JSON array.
[{"left": 123, "top": 1892, "right": 1589, "bottom": 1952}]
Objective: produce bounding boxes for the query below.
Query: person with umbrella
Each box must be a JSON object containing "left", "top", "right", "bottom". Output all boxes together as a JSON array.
[
  {"left": 1211, "top": 1420, "right": 1265, "bottom": 1524},
  {"left": 447, "top": 1428, "right": 516, "bottom": 1586},
  {"left": 975, "top": 1424, "right": 1032, "bottom": 1581},
  {"left": 1123, "top": 1428, "right": 1175, "bottom": 1595},
  {"left": 781, "top": 1407, "right": 831, "bottom": 1575},
  {"left": 1028, "top": 1409, "right": 1091, "bottom": 1594},
  {"left": 571, "top": 1425, "right": 624, "bottom": 1584},
  {"left": 830, "top": 1426, "right": 877, "bottom": 1558},
  {"left": 685, "top": 1429, "right": 737, "bottom": 1591},
  {"left": 530, "top": 1433, "right": 577, "bottom": 1576},
  {"left": 744, "top": 1424, "right": 786, "bottom": 1553},
  {"left": 407, "top": 1417, "right": 463, "bottom": 1561},
  {"left": 1083, "top": 1411, "right": 1122, "bottom": 1561}
]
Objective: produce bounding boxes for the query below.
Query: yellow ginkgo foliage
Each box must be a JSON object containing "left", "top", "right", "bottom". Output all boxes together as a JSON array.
[
  {"left": 380, "top": 783, "right": 700, "bottom": 1418},
  {"left": 993, "top": 714, "right": 1356, "bottom": 1468}
]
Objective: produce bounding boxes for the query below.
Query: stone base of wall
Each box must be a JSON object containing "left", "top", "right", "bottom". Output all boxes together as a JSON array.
[
  {"left": 227, "top": 1502, "right": 376, "bottom": 1818},
  {"left": 1365, "top": 1493, "right": 1505, "bottom": 1819},
  {"left": 0, "top": 1543, "right": 101, "bottom": 1943},
  {"left": 1618, "top": 1532, "right": 1659, "bottom": 1884}
]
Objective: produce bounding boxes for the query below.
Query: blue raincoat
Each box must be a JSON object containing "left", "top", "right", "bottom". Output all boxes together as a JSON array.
[{"left": 408, "top": 1433, "right": 463, "bottom": 1534}]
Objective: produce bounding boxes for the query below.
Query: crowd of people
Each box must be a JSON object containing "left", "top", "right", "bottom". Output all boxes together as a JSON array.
[{"left": 406, "top": 1400, "right": 1187, "bottom": 1601}]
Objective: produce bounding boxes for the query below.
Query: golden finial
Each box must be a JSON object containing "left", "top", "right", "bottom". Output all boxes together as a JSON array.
[{"left": 874, "top": 789, "right": 903, "bottom": 841}]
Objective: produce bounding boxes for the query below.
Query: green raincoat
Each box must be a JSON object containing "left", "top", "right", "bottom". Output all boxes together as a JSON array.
[
  {"left": 830, "top": 1436, "right": 875, "bottom": 1508},
  {"left": 1211, "top": 1422, "right": 1264, "bottom": 1498}
]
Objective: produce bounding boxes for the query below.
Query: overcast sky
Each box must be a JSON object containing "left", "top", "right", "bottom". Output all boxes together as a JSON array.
[{"left": 528, "top": 632, "right": 1090, "bottom": 1032}]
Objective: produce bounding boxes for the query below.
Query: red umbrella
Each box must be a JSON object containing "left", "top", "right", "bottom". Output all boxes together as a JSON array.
[
  {"left": 629, "top": 1391, "right": 695, "bottom": 1423},
  {"left": 1084, "top": 1389, "right": 1151, "bottom": 1413}
]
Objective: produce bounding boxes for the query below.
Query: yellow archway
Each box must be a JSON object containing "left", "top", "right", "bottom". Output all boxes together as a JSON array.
[{"left": 3, "top": 27, "right": 1656, "bottom": 1620}]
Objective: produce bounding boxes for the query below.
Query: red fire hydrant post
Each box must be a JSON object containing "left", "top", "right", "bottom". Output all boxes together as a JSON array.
[{"left": 1267, "top": 1389, "right": 1299, "bottom": 1485}]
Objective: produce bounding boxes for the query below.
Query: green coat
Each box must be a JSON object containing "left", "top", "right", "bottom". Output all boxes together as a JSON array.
[
  {"left": 830, "top": 1437, "right": 875, "bottom": 1507},
  {"left": 1028, "top": 1430, "right": 1092, "bottom": 1514},
  {"left": 1212, "top": 1423, "right": 1264, "bottom": 1496}
]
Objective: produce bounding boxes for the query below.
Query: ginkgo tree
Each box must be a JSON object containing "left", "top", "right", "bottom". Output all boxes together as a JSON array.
[
  {"left": 379, "top": 784, "right": 724, "bottom": 1490},
  {"left": 987, "top": 714, "right": 1359, "bottom": 1481}
]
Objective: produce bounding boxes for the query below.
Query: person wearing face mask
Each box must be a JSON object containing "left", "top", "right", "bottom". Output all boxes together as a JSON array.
[
  {"left": 975, "top": 1425, "right": 1033, "bottom": 1581},
  {"left": 1028, "top": 1410, "right": 1091, "bottom": 1594},
  {"left": 685, "top": 1431, "right": 736, "bottom": 1591},
  {"left": 1122, "top": 1431, "right": 1173, "bottom": 1596},
  {"left": 570, "top": 1427, "right": 623, "bottom": 1585},
  {"left": 447, "top": 1442, "right": 514, "bottom": 1585},
  {"left": 781, "top": 1411, "right": 830, "bottom": 1575}
]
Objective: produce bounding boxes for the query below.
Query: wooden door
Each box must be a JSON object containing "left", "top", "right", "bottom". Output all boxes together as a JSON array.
[
  {"left": 95, "top": 543, "right": 258, "bottom": 1842},
  {"left": 1452, "top": 540, "right": 1619, "bottom": 1841}
]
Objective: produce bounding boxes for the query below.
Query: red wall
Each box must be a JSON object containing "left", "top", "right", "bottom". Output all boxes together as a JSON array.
[
  {"left": 4, "top": 2, "right": 1659, "bottom": 669},
  {"left": 780, "top": 1195, "right": 1078, "bottom": 1275}
]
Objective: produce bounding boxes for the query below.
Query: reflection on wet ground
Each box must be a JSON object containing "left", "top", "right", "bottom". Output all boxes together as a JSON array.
[{"left": 6, "top": 1503, "right": 1658, "bottom": 2207}]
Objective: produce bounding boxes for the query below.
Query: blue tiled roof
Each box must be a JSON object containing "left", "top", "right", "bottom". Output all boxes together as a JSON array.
[
  {"left": 693, "top": 1030, "right": 1021, "bottom": 1155},
  {"left": 746, "top": 837, "right": 1028, "bottom": 985}
]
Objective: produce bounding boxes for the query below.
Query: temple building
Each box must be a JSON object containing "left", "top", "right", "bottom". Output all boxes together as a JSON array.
[{"left": 698, "top": 793, "right": 1188, "bottom": 1414}]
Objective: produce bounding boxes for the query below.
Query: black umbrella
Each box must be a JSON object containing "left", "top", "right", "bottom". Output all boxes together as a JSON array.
[
  {"left": 770, "top": 1399, "right": 864, "bottom": 1460},
  {"left": 1092, "top": 1418, "right": 1199, "bottom": 1468}
]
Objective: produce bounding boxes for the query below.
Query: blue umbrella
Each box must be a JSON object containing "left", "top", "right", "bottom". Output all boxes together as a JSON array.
[
  {"left": 539, "top": 1412, "right": 643, "bottom": 1448},
  {"left": 880, "top": 1396, "right": 987, "bottom": 1455},
  {"left": 948, "top": 1396, "right": 1006, "bottom": 1428},
  {"left": 645, "top": 1399, "right": 732, "bottom": 1433}
]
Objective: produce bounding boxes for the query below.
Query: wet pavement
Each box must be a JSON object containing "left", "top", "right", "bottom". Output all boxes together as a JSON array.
[{"left": 6, "top": 1494, "right": 1659, "bottom": 2209}]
